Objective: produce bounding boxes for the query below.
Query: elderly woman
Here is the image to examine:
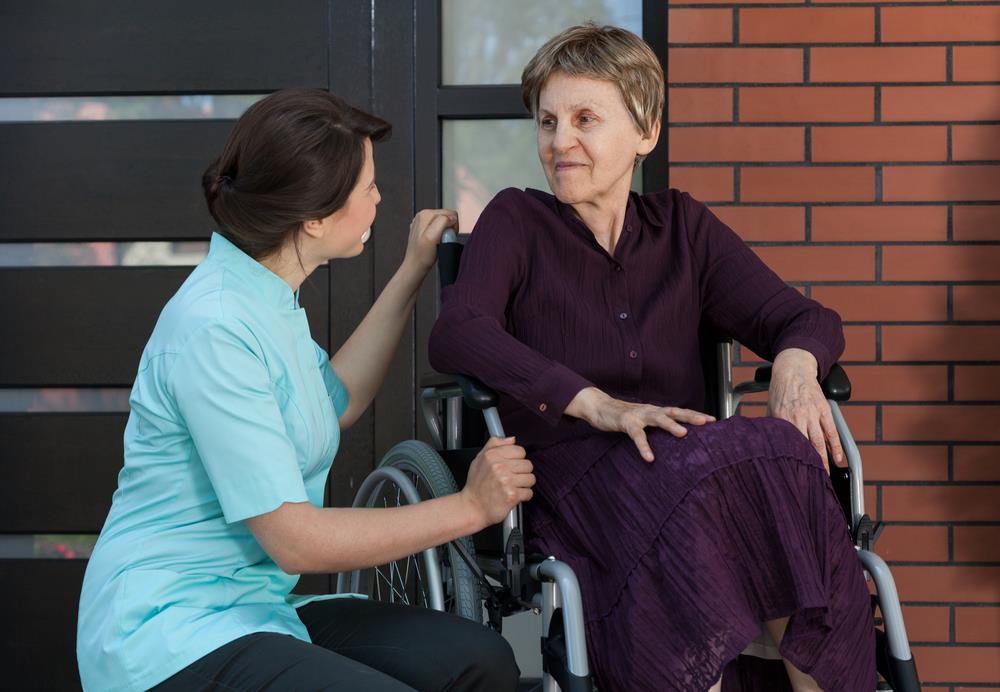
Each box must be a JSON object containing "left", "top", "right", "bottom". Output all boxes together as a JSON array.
[{"left": 430, "top": 24, "right": 875, "bottom": 692}]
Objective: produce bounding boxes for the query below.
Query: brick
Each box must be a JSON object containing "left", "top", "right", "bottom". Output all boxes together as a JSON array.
[
  {"left": 957, "top": 607, "right": 1000, "bottom": 643},
  {"left": 884, "top": 485, "right": 1000, "bottom": 520},
  {"left": 955, "top": 527, "right": 1000, "bottom": 562},
  {"left": 751, "top": 245, "right": 875, "bottom": 281},
  {"left": 864, "top": 483, "right": 878, "bottom": 520},
  {"left": 742, "top": 166, "right": 874, "bottom": 203},
  {"left": 843, "top": 325, "right": 876, "bottom": 361},
  {"left": 668, "top": 9, "right": 733, "bottom": 44},
  {"left": 955, "top": 46, "right": 1000, "bottom": 83},
  {"left": 883, "top": 405, "right": 1000, "bottom": 442},
  {"left": 884, "top": 166, "right": 1000, "bottom": 203},
  {"left": 811, "top": 206, "right": 947, "bottom": 242},
  {"left": 912, "top": 645, "right": 1000, "bottom": 683},
  {"left": 883, "top": 86, "right": 1000, "bottom": 123},
  {"left": 669, "top": 0, "right": 801, "bottom": 5},
  {"left": 740, "top": 87, "right": 873, "bottom": 123},
  {"left": 811, "top": 285, "right": 947, "bottom": 323},
  {"left": 668, "top": 167, "right": 734, "bottom": 202},
  {"left": 841, "top": 404, "right": 875, "bottom": 441},
  {"left": 883, "top": 245, "right": 1000, "bottom": 281},
  {"left": 954, "top": 125, "right": 1000, "bottom": 162},
  {"left": 955, "top": 206, "right": 1000, "bottom": 241},
  {"left": 668, "top": 88, "right": 733, "bottom": 123},
  {"left": 894, "top": 566, "right": 1000, "bottom": 602},
  {"left": 709, "top": 206, "right": 804, "bottom": 241},
  {"left": 858, "top": 444, "right": 949, "bottom": 481},
  {"left": 668, "top": 48, "right": 803, "bottom": 84},
  {"left": 669, "top": 126, "right": 803, "bottom": 162},
  {"left": 883, "top": 6, "right": 1000, "bottom": 42},
  {"left": 955, "top": 287, "right": 1000, "bottom": 322},
  {"left": 878, "top": 524, "right": 949, "bottom": 562},
  {"left": 740, "top": 8, "right": 874, "bottom": 44},
  {"left": 883, "top": 326, "right": 1000, "bottom": 362},
  {"left": 845, "top": 364, "right": 949, "bottom": 401},
  {"left": 811, "top": 47, "right": 946, "bottom": 83},
  {"left": 955, "top": 446, "right": 1000, "bottom": 481},
  {"left": 901, "top": 605, "right": 950, "bottom": 642},
  {"left": 956, "top": 366, "right": 1000, "bottom": 400},
  {"left": 812, "top": 126, "right": 946, "bottom": 163}
]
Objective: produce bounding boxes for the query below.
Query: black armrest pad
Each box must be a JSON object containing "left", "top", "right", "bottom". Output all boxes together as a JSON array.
[
  {"left": 754, "top": 363, "right": 852, "bottom": 402},
  {"left": 420, "top": 371, "right": 499, "bottom": 410}
]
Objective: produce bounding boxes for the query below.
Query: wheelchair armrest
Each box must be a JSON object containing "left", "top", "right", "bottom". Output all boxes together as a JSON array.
[
  {"left": 753, "top": 362, "right": 852, "bottom": 402},
  {"left": 420, "top": 371, "right": 499, "bottom": 410}
]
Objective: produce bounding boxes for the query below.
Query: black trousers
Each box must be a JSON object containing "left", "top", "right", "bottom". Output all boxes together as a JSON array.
[{"left": 151, "top": 598, "right": 520, "bottom": 691}]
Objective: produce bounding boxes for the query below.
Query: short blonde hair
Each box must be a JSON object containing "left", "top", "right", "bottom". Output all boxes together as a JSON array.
[{"left": 521, "top": 23, "right": 664, "bottom": 138}]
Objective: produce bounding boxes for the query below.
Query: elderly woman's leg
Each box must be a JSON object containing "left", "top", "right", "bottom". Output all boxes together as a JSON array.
[{"left": 765, "top": 617, "right": 824, "bottom": 692}]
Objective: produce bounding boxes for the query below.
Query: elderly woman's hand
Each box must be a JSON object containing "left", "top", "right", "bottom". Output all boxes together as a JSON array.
[
  {"left": 566, "top": 387, "right": 714, "bottom": 463},
  {"left": 402, "top": 208, "right": 458, "bottom": 276},
  {"left": 767, "top": 348, "right": 844, "bottom": 472}
]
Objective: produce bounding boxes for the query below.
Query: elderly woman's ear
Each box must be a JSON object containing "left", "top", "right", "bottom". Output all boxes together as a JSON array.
[{"left": 638, "top": 119, "right": 662, "bottom": 156}]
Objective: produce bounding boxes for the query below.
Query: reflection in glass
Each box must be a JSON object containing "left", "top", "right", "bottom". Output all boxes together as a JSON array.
[
  {"left": 0, "top": 534, "right": 97, "bottom": 559},
  {"left": 0, "top": 241, "right": 208, "bottom": 267},
  {"left": 441, "top": 0, "right": 642, "bottom": 85},
  {"left": 443, "top": 119, "right": 641, "bottom": 232},
  {"left": 0, "top": 389, "right": 131, "bottom": 413},
  {"left": 0, "top": 95, "right": 263, "bottom": 123}
]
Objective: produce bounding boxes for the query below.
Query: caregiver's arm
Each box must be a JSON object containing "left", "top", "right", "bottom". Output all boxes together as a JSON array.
[
  {"left": 246, "top": 437, "right": 534, "bottom": 574},
  {"left": 332, "top": 209, "right": 457, "bottom": 429}
]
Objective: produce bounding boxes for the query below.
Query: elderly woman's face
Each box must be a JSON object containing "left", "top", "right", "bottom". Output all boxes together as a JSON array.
[{"left": 536, "top": 72, "right": 657, "bottom": 208}]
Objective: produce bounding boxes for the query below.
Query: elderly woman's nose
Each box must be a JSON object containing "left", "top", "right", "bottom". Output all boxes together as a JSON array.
[{"left": 551, "top": 122, "right": 576, "bottom": 151}]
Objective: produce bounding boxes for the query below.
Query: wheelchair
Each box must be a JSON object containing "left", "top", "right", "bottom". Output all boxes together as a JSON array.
[{"left": 336, "top": 230, "right": 921, "bottom": 692}]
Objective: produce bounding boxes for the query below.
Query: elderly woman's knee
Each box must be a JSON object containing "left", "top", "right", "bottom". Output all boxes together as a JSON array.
[{"left": 444, "top": 623, "right": 520, "bottom": 692}]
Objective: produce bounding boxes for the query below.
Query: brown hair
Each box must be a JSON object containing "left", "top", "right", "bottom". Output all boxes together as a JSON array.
[
  {"left": 202, "top": 88, "right": 390, "bottom": 260},
  {"left": 520, "top": 23, "right": 664, "bottom": 138}
]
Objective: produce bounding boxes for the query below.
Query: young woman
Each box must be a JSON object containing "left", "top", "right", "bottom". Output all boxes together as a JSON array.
[{"left": 77, "top": 88, "right": 530, "bottom": 692}]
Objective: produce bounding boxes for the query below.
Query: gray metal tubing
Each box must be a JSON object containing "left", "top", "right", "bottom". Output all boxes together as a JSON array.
[
  {"left": 830, "top": 401, "right": 864, "bottom": 527},
  {"left": 446, "top": 396, "right": 462, "bottom": 450},
  {"left": 442, "top": 228, "right": 458, "bottom": 244},
  {"left": 542, "top": 579, "right": 560, "bottom": 692},
  {"left": 343, "top": 467, "right": 445, "bottom": 612},
  {"left": 531, "top": 558, "right": 590, "bottom": 678},
  {"left": 717, "top": 341, "right": 739, "bottom": 419},
  {"left": 857, "top": 548, "right": 912, "bottom": 661},
  {"left": 419, "top": 388, "right": 445, "bottom": 451}
]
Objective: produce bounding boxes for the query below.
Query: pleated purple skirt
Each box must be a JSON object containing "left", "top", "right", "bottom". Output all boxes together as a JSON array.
[{"left": 524, "top": 415, "right": 876, "bottom": 692}]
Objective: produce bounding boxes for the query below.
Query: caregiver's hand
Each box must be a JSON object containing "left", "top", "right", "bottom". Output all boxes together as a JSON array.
[
  {"left": 566, "top": 387, "right": 715, "bottom": 463},
  {"left": 767, "top": 348, "right": 843, "bottom": 473},
  {"left": 461, "top": 436, "right": 535, "bottom": 528},
  {"left": 403, "top": 208, "right": 459, "bottom": 275}
]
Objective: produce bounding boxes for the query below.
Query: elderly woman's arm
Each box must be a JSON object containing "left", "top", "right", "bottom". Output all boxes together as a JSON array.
[{"left": 684, "top": 193, "right": 846, "bottom": 468}]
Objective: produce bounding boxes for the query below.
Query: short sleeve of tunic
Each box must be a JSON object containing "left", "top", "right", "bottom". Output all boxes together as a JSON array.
[
  {"left": 170, "top": 321, "right": 309, "bottom": 523},
  {"left": 314, "top": 340, "right": 350, "bottom": 418}
]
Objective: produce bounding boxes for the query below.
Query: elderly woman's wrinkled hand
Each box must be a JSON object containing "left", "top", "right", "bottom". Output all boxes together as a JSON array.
[
  {"left": 767, "top": 348, "right": 844, "bottom": 473},
  {"left": 567, "top": 387, "right": 714, "bottom": 463}
]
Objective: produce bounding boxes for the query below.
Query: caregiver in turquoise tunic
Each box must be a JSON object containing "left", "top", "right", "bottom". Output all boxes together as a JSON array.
[{"left": 77, "top": 89, "right": 531, "bottom": 692}]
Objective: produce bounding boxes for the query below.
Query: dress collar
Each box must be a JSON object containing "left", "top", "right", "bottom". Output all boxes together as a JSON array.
[{"left": 207, "top": 232, "right": 300, "bottom": 310}]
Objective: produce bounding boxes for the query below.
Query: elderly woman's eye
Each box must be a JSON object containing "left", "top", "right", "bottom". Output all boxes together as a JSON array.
[
  {"left": 578, "top": 114, "right": 596, "bottom": 125},
  {"left": 540, "top": 117, "right": 556, "bottom": 129}
]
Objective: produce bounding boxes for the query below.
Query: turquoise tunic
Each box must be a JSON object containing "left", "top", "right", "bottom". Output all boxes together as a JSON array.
[{"left": 77, "top": 233, "right": 353, "bottom": 691}]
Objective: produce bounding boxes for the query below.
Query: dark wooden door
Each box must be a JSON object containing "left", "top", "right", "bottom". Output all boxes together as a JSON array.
[{"left": 0, "top": 2, "right": 420, "bottom": 688}]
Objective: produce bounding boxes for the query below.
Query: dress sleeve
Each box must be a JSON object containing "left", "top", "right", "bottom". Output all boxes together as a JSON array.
[
  {"left": 313, "top": 340, "right": 350, "bottom": 418},
  {"left": 429, "top": 189, "right": 593, "bottom": 426},
  {"left": 684, "top": 193, "right": 845, "bottom": 378},
  {"left": 170, "top": 321, "right": 309, "bottom": 523}
]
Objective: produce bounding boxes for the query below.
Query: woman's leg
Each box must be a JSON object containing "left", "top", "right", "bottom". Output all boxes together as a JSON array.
[
  {"left": 298, "top": 598, "right": 520, "bottom": 692},
  {"left": 151, "top": 631, "right": 414, "bottom": 691},
  {"left": 764, "top": 617, "right": 824, "bottom": 692}
]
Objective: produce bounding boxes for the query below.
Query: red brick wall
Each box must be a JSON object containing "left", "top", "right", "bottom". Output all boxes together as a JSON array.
[{"left": 667, "top": 2, "right": 1000, "bottom": 686}]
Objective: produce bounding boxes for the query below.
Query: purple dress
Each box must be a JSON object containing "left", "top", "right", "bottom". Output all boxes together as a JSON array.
[{"left": 429, "top": 188, "right": 876, "bottom": 691}]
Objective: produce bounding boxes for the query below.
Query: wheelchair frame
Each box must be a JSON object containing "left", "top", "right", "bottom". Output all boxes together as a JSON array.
[{"left": 345, "top": 230, "right": 921, "bottom": 692}]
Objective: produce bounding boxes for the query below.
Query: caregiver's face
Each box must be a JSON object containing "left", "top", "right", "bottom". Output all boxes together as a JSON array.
[{"left": 536, "top": 72, "right": 652, "bottom": 207}]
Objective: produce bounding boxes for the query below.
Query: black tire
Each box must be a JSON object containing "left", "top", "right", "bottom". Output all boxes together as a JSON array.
[{"left": 356, "top": 440, "right": 482, "bottom": 623}]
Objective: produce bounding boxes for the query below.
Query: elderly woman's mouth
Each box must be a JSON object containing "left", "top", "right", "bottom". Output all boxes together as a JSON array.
[{"left": 555, "top": 162, "right": 585, "bottom": 171}]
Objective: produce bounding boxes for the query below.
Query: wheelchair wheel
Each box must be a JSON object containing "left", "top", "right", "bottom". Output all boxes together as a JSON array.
[{"left": 356, "top": 440, "right": 482, "bottom": 623}]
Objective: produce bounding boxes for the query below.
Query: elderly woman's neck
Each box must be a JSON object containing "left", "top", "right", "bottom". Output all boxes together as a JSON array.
[{"left": 569, "top": 188, "right": 631, "bottom": 256}]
